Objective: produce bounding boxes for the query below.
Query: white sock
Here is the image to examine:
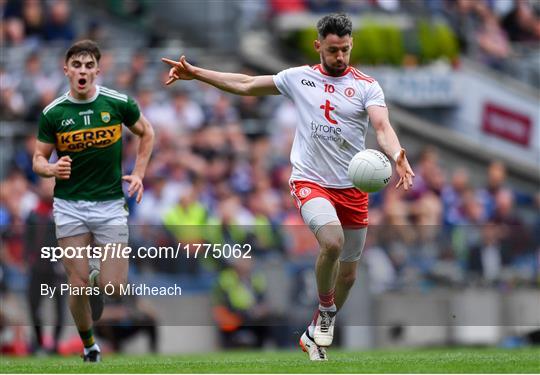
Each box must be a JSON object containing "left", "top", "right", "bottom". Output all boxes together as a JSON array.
[
  {"left": 307, "top": 305, "right": 337, "bottom": 337},
  {"left": 319, "top": 303, "right": 337, "bottom": 313},
  {"left": 84, "top": 343, "right": 100, "bottom": 355}
]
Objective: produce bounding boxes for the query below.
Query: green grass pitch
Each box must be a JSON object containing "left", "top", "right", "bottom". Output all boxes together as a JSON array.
[{"left": 1, "top": 348, "right": 539, "bottom": 373}]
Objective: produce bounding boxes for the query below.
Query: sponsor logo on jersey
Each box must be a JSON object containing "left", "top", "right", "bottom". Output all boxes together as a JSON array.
[
  {"left": 61, "top": 118, "right": 75, "bottom": 126},
  {"left": 101, "top": 112, "right": 111, "bottom": 123},
  {"left": 301, "top": 79, "right": 316, "bottom": 88},
  {"left": 78, "top": 109, "right": 94, "bottom": 116},
  {"left": 299, "top": 187, "right": 311, "bottom": 198},
  {"left": 345, "top": 87, "right": 355, "bottom": 97},
  {"left": 319, "top": 99, "right": 338, "bottom": 124},
  {"left": 56, "top": 124, "right": 121, "bottom": 152},
  {"left": 310, "top": 120, "right": 342, "bottom": 142}
]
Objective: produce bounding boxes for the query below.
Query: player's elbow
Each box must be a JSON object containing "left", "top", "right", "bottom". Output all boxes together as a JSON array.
[
  {"left": 373, "top": 118, "right": 391, "bottom": 133},
  {"left": 144, "top": 122, "right": 155, "bottom": 141},
  {"left": 239, "top": 76, "right": 258, "bottom": 96}
]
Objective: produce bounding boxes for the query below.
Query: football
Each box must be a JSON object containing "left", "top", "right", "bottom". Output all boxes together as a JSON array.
[{"left": 347, "top": 149, "right": 392, "bottom": 193}]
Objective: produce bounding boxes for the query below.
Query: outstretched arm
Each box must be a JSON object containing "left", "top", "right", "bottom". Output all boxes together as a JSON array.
[
  {"left": 368, "top": 105, "right": 415, "bottom": 190},
  {"left": 162, "top": 55, "right": 280, "bottom": 96}
]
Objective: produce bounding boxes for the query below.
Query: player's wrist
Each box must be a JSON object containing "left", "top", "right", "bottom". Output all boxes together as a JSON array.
[{"left": 392, "top": 150, "right": 401, "bottom": 162}]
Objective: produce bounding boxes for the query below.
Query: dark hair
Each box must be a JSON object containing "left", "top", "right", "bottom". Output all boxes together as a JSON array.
[
  {"left": 65, "top": 39, "right": 101, "bottom": 63},
  {"left": 316, "top": 13, "right": 353, "bottom": 39}
]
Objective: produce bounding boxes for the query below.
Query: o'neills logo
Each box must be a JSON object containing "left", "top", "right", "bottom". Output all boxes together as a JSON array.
[{"left": 56, "top": 124, "right": 121, "bottom": 152}]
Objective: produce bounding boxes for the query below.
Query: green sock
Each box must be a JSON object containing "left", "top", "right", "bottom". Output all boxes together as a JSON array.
[{"left": 79, "top": 328, "right": 95, "bottom": 348}]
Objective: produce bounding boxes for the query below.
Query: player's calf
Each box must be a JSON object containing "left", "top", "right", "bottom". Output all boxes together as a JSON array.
[{"left": 89, "top": 261, "right": 104, "bottom": 321}]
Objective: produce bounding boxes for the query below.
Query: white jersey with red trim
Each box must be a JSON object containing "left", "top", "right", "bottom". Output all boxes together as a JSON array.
[{"left": 273, "top": 64, "right": 386, "bottom": 188}]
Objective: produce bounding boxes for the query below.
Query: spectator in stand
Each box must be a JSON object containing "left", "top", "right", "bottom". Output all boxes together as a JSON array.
[
  {"left": 82, "top": 20, "right": 107, "bottom": 46},
  {"left": 409, "top": 146, "right": 443, "bottom": 199},
  {"left": 492, "top": 188, "right": 529, "bottom": 258},
  {"left": 130, "top": 51, "right": 148, "bottom": 90},
  {"left": 0, "top": 80, "right": 25, "bottom": 120},
  {"left": 474, "top": 1, "right": 512, "bottom": 69},
  {"left": 468, "top": 222, "right": 508, "bottom": 284},
  {"left": 136, "top": 88, "right": 175, "bottom": 134},
  {"left": 21, "top": 0, "right": 45, "bottom": 44},
  {"left": 17, "top": 51, "right": 62, "bottom": 113},
  {"left": 449, "top": 188, "right": 488, "bottom": 263},
  {"left": 1, "top": 17, "right": 25, "bottom": 46},
  {"left": 212, "top": 257, "right": 280, "bottom": 348},
  {"left": 441, "top": 167, "right": 471, "bottom": 226},
  {"left": 477, "top": 161, "right": 508, "bottom": 219},
  {"left": 442, "top": 0, "right": 478, "bottom": 53},
  {"left": 134, "top": 170, "right": 186, "bottom": 225},
  {"left": 206, "top": 94, "right": 240, "bottom": 126},
  {"left": 502, "top": 0, "right": 540, "bottom": 42},
  {"left": 24, "top": 88, "right": 57, "bottom": 123},
  {"left": 11, "top": 134, "right": 38, "bottom": 185},
  {"left": 171, "top": 89, "right": 205, "bottom": 133},
  {"left": 43, "top": 0, "right": 75, "bottom": 42}
]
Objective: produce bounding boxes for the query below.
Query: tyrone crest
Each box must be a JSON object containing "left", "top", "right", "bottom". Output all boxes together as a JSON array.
[
  {"left": 101, "top": 112, "right": 111, "bottom": 123},
  {"left": 299, "top": 187, "right": 311, "bottom": 198}
]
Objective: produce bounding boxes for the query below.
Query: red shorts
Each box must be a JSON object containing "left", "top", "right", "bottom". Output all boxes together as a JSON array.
[{"left": 289, "top": 180, "right": 369, "bottom": 227}]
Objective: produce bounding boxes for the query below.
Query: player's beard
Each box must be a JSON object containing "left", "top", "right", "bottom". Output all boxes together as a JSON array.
[{"left": 322, "top": 60, "right": 347, "bottom": 77}]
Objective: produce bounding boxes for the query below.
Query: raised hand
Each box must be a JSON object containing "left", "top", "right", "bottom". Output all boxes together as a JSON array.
[{"left": 161, "top": 55, "right": 196, "bottom": 85}]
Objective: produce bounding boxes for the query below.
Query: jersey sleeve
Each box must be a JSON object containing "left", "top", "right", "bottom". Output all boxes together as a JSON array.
[
  {"left": 363, "top": 81, "right": 386, "bottom": 109},
  {"left": 121, "top": 96, "right": 141, "bottom": 127},
  {"left": 37, "top": 112, "right": 56, "bottom": 144},
  {"left": 273, "top": 67, "right": 296, "bottom": 100}
]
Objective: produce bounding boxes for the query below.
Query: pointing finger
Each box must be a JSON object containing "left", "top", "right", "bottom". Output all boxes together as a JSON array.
[{"left": 161, "top": 58, "right": 182, "bottom": 67}]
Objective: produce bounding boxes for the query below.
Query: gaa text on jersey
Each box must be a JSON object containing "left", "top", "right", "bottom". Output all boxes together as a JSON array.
[
  {"left": 301, "top": 79, "right": 316, "bottom": 88},
  {"left": 61, "top": 118, "right": 75, "bottom": 126}
]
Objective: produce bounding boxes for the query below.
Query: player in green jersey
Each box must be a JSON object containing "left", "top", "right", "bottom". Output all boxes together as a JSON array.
[{"left": 32, "top": 40, "right": 154, "bottom": 362}]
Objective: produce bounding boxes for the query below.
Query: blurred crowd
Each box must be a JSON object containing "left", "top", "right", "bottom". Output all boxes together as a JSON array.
[
  {"left": 1, "top": 0, "right": 76, "bottom": 47},
  {"left": 268, "top": 0, "right": 540, "bottom": 73},
  {"left": 1, "top": 0, "right": 539, "bottom": 297}
]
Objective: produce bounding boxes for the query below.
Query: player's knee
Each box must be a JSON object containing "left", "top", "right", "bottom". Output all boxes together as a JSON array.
[
  {"left": 320, "top": 235, "right": 344, "bottom": 258},
  {"left": 337, "top": 272, "right": 356, "bottom": 290}
]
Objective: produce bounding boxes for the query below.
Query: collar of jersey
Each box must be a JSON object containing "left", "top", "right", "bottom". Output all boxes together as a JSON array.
[{"left": 65, "top": 85, "right": 100, "bottom": 104}]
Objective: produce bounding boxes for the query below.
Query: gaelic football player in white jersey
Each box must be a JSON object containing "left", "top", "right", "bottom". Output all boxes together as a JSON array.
[{"left": 162, "top": 13, "right": 414, "bottom": 360}]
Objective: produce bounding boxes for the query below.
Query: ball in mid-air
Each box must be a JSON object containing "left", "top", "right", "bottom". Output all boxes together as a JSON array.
[{"left": 348, "top": 149, "right": 392, "bottom": 193}]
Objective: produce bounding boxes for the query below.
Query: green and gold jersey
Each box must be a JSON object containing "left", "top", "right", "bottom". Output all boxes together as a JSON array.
[{"left": 37, "top": 86, "right": 140, "bottom": 201}]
